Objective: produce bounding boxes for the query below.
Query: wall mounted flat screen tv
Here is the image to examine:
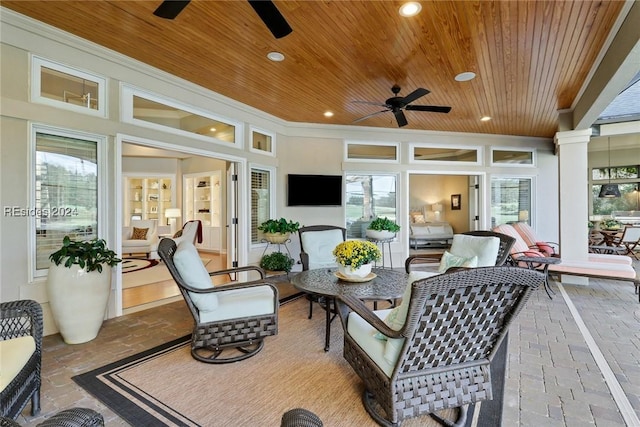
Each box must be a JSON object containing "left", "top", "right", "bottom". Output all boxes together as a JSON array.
[{"left": 287, "top": 174, "right": 342, "bottom": 206}]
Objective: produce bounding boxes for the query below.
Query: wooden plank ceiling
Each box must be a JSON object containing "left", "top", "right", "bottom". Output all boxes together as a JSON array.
[{"left": 2, "top": 1, "right": 626, "bottom": 138}]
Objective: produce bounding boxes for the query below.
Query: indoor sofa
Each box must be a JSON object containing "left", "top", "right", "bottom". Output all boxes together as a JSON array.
[{"left": 409, "top": 222, "right": 454, "bottom": 249}]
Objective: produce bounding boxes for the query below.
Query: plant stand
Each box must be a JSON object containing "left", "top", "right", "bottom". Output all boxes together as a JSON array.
[
  {"left": 366, "top": 236, "right": 394, "bottom": 269},
  {"left": 260, "top": 238, "right": 292, "bottom": 259}
]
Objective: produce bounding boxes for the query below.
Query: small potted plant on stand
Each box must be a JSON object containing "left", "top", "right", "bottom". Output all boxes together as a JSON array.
[
  {"left": 258, "top": 218, "right": 301, "bottom": 243},
  {"left": 260, "top": 251, "right": 295, "bottom": 274},
  {"left": 47, "top": 236, "right": 122, "bottom": 344},
  {"left": 366, "top": 217, "right": 400, "bottom": 240}
]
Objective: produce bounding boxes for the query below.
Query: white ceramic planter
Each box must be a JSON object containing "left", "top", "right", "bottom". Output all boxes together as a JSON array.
[
  {"left": 338, "top": 263, "right": 373, "bottom": 278},
  {"left": 365, "top": 229, "right": 396, "bottom": 240},
  {"left": 46, "top": 262, "right": 112, "bottom": 344}
]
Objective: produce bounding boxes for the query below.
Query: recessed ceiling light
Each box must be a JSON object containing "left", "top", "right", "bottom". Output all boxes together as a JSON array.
[
  {"left": 267, "top": 51, "right": 285, "bottom": 62},
  {"left": 480, "top": 116, "right": 492, "bottom": 122},
  {"left": 455, "top": 72, "right": 476, "bottom": 82},
  {"left": 209, "top": 127, "right": 217, "bottom": 132},
  {"left": 324, "top": 111, "right": 334, "bottom": 118},
  {"left": 399, "top": 2, "right": 422, "bottom": 17}
]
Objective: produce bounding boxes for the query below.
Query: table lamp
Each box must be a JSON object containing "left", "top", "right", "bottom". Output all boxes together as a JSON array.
[
  {"left": 165, "top": 208, "right": 181, "bottom": 235},
  {"left": 432, "top": 203, "right": 443, "bottom": 222}
]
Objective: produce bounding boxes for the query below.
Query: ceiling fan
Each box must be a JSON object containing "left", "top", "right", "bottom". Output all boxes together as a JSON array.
[
  {"left": 352, "top": 85, "right": 452, "bottom": 127},
  {"left": 153, "top": 0, "right": 293, "bottom": 39}
]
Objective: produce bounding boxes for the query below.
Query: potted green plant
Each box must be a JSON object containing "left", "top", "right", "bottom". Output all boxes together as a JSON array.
[
  {"left": 258, "top": 218, "right": 301, "bottom": 243},
  {"left": 47, "top": 236, "right": 122, "bottom": 344},
  {"left": 366, "top": 217, "right": 400, "bottom": 239},
  {"left": 260, "top": 251, "right": 295, "bottom": 273}
]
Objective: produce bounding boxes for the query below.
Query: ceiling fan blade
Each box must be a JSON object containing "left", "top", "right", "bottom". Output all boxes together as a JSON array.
[
  {"left": 394, "top": 110, "right": 408, "bottom": 127},
  {"left": 405, "top": 105, "right": 452, "bottom": 113},
  {"left": 401, "top": 88, "right": 430, "bottom": 105},
  {"left": 248, "top": 1, "right": 293, "bottom": 39},
  {"left": 352, "top": 100, "right": 388, "bottom": 107},
  {"left": 353, "top": 110, "right": 389, "bottom": 124},
  {"left": 153, "top": 0, "right": 191, "bottom": 19}
]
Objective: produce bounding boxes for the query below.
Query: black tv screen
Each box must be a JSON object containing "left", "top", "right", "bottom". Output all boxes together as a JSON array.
[{"left": 287, "top": 174, "right": 342, "bottom": 206}]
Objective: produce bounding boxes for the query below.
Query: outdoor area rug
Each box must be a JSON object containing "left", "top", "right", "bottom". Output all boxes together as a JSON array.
[{"left": 73, "top": 297, "right": 504, "bottom": 426}]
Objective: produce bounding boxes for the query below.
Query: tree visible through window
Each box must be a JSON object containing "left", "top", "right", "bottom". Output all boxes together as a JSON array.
[
  {"left": 491, "top": 177, "right": 532, "bottom": 227},
  {"left": 345, "top": 174, "right": 397, "bottom": 238}
]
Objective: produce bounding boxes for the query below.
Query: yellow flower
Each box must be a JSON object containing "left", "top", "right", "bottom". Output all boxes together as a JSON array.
[{"left": 332, "top": 240, "right": 381, "bottom": 269}]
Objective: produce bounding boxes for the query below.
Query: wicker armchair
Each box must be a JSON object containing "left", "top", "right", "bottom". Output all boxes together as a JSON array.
[
  {"left": 405, "top": 230, "right": 516, "bottom": 273},
  {"left": 336, "top": 266, "right": 543, "bottom": 426},
  {"left": 1, "top": 300, "right": 42, "bottom": 420},
  {"left": 1, "top": 407, "right": 103, "bottom": 427},
  {"left": 280, "top": 408, "right": 323, "bottom": 427},
  {"left": 158, "top": 238, "right": 278, "bottom": 363},
  {"left": 298, "top": 225, "right": 346, "bottom": 319}
]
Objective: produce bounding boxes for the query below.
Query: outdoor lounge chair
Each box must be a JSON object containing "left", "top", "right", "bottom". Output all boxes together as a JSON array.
[
  {"left": 0, "top": 300, "right": 42, "bottom": 420},
  {"left": 158, "top": 238, "right": 278, "bottom": 363},
  {"left": 336, "top": 266, "right": 544, "bottom": 426},
  {"left": 609, "top": 226, "right": 640, "bottom": 260}
]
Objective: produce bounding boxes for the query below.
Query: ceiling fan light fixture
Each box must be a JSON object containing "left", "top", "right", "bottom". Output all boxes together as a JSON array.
[
  {"left": 455, "top": 71, "right": 476, "bottom": 82},
  {"left": 267, "top": 51, "right": 285, "bottom": 62},
  {"left": 399, "top": 2, "right": 422, "bottom": 17}
]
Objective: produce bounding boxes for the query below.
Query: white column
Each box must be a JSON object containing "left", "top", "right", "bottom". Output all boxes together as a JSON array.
[{"left": 555, "top": 129, "right": 591, "bottom": 284}]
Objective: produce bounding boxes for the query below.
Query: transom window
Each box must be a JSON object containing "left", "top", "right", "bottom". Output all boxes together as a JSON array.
[{"left": 410, "top": 144, "right": 482, "bottom": 165}]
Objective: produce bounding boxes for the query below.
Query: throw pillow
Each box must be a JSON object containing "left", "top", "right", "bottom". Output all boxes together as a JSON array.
[
  {"left": 438, "top": 251, "right": 479, "bottom": 273},
  {"left": 173, "top": 241, "right": 218, "bottom": 310},
  {"left": 131, "top": 227, "right": 148, "bottom": 240},
  {"left": 535, "top": 241, "right": 555, "bottom": 256}
]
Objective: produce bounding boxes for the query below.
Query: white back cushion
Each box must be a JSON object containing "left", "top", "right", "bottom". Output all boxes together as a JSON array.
[
  {"left": 173, "top": 241, "right": 218, "bottom": 310},
  {"left": 449, "top": 234, "right": 500, "bottom": 267},
  {"left": 301, "top": 229, "right": 344, "bottom": 269}
]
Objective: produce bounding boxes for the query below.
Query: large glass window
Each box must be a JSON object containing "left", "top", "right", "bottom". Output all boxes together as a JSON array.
[
  {"left": 591, "top": 165, "right": 639, "bottom": 214},
  {"left": 250, "top": 167, "right": 273, "bottom": 244},
  {"left": 345, "top": 174, "right": 397, "bottom": 238},
  {"left": 491, "top": 177, "right": 532, "bottom": 227},
  {"left": 34, "top": 130, "right": 99, "bottom": 275}
]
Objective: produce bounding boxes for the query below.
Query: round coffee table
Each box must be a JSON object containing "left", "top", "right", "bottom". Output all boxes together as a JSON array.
[{"left": 292, "top": 267, "right": 408, "bottom": 351}]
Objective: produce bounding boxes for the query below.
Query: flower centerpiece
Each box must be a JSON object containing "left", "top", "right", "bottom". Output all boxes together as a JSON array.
[
  {"left": 366, "top": 217, "right": 400, "bottom": 239},
  {"left": 332, "top": 240, "right": 381, "bottom": 279}
]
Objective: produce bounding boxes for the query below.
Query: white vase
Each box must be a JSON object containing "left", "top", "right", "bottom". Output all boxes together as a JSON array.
[
  {"left": 46, "top": 262, "right": 112, "bottom": 344},
  {"left": 338, "top": 263, "right": 373, "bottom": 278},
  {"left": 365, "top": 229, "right": 396, "bottom": 240}
]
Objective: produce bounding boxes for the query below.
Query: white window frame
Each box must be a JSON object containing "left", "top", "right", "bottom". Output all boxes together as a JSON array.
[
  {"left": 490, "top": 147, "right": 537, "bottom": 167},
  {"left": 29, "top": 124, "right": 107, "bottom": 281},
  {"left": 249, "top": 126, "right": 276, "bottom": 157},
  {"left": 249, "top": 164, "right": 277, "bottom": 248},
  {"left": 344, "top": 172, "right": 400, "bottom": 239},
  {"left": 409, "top": 142, "right": 483, "bottom": 166},
  {"left": 120, "top": 84, "right": 243, "bottom": 148},
  {"left": 30, "top": 55, "right": 107, "bottom": 117},
  {"left": 344, "top": 140, "right": 400, "bottom": 163},
  {"left": 490, "top": 174, "right": 536, "bottom": 228}
]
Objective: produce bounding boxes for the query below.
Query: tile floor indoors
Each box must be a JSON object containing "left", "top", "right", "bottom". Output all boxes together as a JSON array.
[{"left": 13, "top": 260, "right": 640, "bottom": 427}]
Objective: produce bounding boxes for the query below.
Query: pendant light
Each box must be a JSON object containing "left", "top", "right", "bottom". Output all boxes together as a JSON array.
[{"left": 598, "top": 137, "right": 621, "bottom": 198}]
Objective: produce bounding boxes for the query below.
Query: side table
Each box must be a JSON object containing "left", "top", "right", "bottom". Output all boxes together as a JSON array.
[{"left": 516, "top": 256, "right": 560, "bottom": 299}]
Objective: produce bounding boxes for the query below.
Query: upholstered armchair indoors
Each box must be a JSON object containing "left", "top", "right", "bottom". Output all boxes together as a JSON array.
[
  {"left": 0, "top": 300, "right": 42, "bottom": 420},
  {"left": 122, "top": 219, "right": 160, "bottom": 259},
  {"left": 405, "top": 230, "right": 516, "bottom": 275},
  {"left": 336, "top": 267, "right": 544, "bottom": 426},
  {"left": 158, "top": 238, "right": 278, "bottom": 363},
  {"left": 298, "top": 225, "right": 346, "bottom": 318},
  {"left": 171, "top": 220, "right": 203, "bottom": 246}
]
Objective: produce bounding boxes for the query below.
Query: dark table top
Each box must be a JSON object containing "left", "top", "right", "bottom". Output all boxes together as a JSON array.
[{"left": 291, "top": 267, "right": 408, "bottom": 300}]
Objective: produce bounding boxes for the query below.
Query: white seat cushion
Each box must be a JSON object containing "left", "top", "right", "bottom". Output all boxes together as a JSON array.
[
  {"left": 449, "top": 234, "right": 500, "bottom": 267},
  {"left": 301, "top": 229, "right": 344, "bottom": 269},
  {"left": 0, "top": 336, "right": 36, "bottom": 391},
  {"left": 199, "top": 285, "right": 276, "bottom": 323},
  {"left": 173, "top": 241, "right": 219, "bottom": 310},
  {"left": 347, "top": 309, "right": 395, "bottom": 376}
]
